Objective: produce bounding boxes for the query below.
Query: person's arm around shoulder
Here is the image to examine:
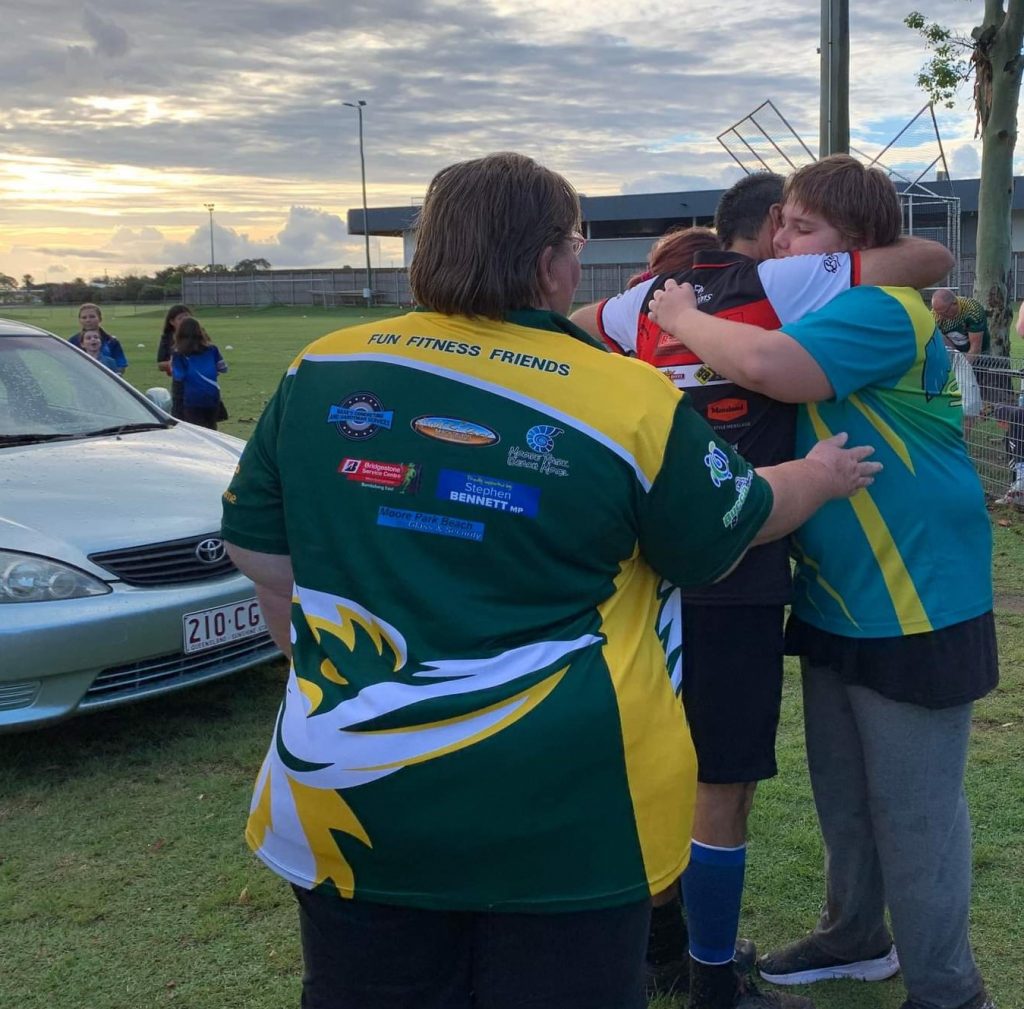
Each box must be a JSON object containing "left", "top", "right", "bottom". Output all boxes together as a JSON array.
[
  {"left": 637, "top": 398, "right": 879, "bottom": 588},
  {"left": 570, "top": 282, "right": 653, "bottom": 354},
  {"left": 569, "top": 303, "right": 602, "bottom": 340},
  {"left": 752, "top": 433, "right": 878, "bottom": 544},
  {"left": 856, "top": 237, "right": 954, "bottom": 289},
  {"left": 648, "top": 279, "right": 833, "bottom": 402},
  {"left": 215, "top": 345, "right": 228, "bottom": 373}
]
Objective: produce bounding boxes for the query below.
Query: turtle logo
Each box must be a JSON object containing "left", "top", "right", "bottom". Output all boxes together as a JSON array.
[
  {"left": 526, "top": 424, "right": 563, "bottom": 454},
  {"left": 704, "top": 441, "right": 733, "bottom": 488}
]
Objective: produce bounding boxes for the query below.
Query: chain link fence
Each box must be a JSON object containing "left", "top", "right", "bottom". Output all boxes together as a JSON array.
[{"left": 962, "top": 355, "right": 1024, "bottom": 503}]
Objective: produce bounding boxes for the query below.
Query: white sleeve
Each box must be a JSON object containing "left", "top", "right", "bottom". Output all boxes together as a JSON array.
[
  {"left": 757, "top": 252, "right": 858, "bottom": 327},
  {"left": 595, "top": 278, "right": 655, "bottom": 355}
]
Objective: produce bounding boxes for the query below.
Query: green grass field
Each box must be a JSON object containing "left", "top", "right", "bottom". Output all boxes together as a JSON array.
[{"left": 1, "top": 304, "right": 1022, "bottom": 1009}]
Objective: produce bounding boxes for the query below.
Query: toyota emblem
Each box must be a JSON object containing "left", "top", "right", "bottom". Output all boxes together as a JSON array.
[{"left": 195, "top": 537, "right": 226, "bottom": 565}]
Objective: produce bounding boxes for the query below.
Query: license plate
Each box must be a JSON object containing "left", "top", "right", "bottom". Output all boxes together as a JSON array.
[{"left": 183, "top": 597, "right": 267, "bottom": 654}]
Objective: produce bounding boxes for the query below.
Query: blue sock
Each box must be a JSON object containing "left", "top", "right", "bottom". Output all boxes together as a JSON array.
[{"left": 681, "top": 839, "right": 746, "bottom": 965}]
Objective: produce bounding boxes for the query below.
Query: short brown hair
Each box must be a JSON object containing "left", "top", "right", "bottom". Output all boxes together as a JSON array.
[
  {"left": 627, "top": 226, "right": 720, "bottom": 288},
  {"left": 410, "top": 152, "right": 581, "bottom": 319},
  {"left": 783, "top": 155, "right": 902, "bottom": 249},
  {"left": 78, "top": 302, "right": 102, "bottom": 321}
]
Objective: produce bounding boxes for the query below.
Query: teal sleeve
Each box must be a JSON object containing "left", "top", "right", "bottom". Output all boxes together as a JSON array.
[
  {"left": 782, "top": 287, "right": 919, "bottom": 401},
  {"left": 638, "top": 397, "right": 773, "bottom": 588},
  {"left": 221, "top": 373, "right": 292, "bottom": 554}
]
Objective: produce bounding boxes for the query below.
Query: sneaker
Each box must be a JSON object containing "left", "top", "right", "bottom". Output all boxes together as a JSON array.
[{"left": 758, "top": 935, "right": 900, "bottom": 985}]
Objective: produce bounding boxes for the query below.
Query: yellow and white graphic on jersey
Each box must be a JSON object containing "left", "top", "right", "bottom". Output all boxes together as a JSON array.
[{"left": 247, "top": 584, "right": 600, "bottom": 894}]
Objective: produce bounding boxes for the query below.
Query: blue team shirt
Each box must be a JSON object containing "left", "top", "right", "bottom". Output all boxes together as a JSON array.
[
  {"left": 784, "top": 286, "right": 992, "bottom": 638},
  {"left": 172, "top": 345, "right": 224, "bottom": 407},
  {"left": 69, "top": 329, "right": 128, "bottom": 371}
]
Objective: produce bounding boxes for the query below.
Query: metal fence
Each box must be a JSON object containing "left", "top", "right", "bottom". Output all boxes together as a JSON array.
[
  {"left": 958, "top": 252, "right": 1024, "bottom": 301},
  {"left": 183, "top": 264, "right": 650, "bottom": 309},
  {"left": 181, "top": 254, "right": 1024, "bottom": 311},
  {"left": 963, "top": 354, "right": 1024, "bottom": 502},
  {"left": 183, "top": 269, "right": 412, "bottom": 308}
]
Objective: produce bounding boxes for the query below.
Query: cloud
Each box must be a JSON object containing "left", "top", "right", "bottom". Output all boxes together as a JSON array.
[
  {"left": 82, "top": 7, "right": 131, "bottom": 59},
  {"left": 0, "top": 0, "right": 1013, "bottom": 283},
  {"left": 29, "top": 246, "right": 123, "bottom": 261},
  {"left": 160, "top": 206, "right": 358, "bottom": 269},
  {"left": 950, "top": 143, "right": 981, "bottom": 178}
]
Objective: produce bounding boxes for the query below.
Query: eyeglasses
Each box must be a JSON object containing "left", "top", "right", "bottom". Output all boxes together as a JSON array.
[{"left": 568, "top": 232, "right": 587, "bottom": 256}]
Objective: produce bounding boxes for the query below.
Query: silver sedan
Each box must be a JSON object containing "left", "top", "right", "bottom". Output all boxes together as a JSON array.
[{"left": 0, "top": 318, "right": 279, "bottom": 731}]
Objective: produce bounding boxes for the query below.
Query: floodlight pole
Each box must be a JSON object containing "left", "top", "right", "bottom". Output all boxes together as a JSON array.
[
  {"left": 203, "top": 203, "right": 216, "bottom": 273},
  {"left": 819, "top": 0, "right": 849, "bottom": 157},
  {"left": 344, "top": 99, "right": 373, "bottom": 308}
]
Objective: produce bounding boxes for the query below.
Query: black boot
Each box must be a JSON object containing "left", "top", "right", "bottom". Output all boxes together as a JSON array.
[
  {"left": 689, "top": 956, "right": 816, "bottom": 1009},
  {"left": 645, "top": 895, "right": 690, "bottom": 997}
]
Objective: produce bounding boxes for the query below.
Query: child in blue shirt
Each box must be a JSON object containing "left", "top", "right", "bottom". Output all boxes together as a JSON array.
[
  {"left": 80, "top": 329, "right": 119, "bottom": 372},
  {"left": 171, "top": 317, "right": 228, "bottom": 429}
]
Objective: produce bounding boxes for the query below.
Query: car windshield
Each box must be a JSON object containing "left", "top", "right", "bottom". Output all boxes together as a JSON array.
[{"left": 0, "top": 334, "right": 168, "bottom": 443}]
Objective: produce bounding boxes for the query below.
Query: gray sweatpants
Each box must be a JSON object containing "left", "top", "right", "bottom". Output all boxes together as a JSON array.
[{"left": 801, "top": 661, "right": 985, "bottom": 1009}]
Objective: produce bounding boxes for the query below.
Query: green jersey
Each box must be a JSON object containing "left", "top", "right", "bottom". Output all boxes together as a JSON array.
[
  {"left": 936, "top": 296, "right": 990, "bottom": 354},
  {"left": 222, "top": 309, "right": 772, "bottom": 911}
]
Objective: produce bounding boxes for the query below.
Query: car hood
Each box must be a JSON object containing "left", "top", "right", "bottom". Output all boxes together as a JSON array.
[{"left": 0, "top": 425, "right": 246, "bottom": 577}]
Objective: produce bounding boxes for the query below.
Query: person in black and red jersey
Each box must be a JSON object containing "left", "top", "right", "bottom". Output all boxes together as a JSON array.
[{"left": 571, "top": 173, "right": 954, "bottom": 1009}]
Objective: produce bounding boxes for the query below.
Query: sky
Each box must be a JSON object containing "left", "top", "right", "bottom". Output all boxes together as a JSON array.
[{"left": 0, "top": 0, "right": 1008, "bottom": 283}]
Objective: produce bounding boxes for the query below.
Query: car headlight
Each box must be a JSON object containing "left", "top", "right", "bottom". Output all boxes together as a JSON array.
[{"left": 0, "top": 551, "right": 111, "bottom": 603}]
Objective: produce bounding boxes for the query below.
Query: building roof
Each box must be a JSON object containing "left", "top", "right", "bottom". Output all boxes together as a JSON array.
[{"left": 348, "top": 176, "right": 1024, "bottom": 236}]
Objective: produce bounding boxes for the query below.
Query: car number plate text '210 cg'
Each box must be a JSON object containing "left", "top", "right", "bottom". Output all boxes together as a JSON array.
[{"left": 183, "top": 598, "right": 266, "bottom": 654}]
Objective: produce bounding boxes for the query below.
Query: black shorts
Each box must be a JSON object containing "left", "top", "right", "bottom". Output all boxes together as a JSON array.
[
  {"left": 680, "top": 604, "right": 785, "bottom": 784},
  {"left": 292, "top": 885, "right": 650, "bottom": 1009}
]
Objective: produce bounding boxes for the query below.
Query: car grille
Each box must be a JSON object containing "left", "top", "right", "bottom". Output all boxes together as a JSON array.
[
  {"left": 80, "top": 634, "right": 278, "bottom": 706},
  {"left": 89, "top": 533, "right": 236, "bottom": 586},
  {"left": 0, "top": 680, "right": 40, "bottom": 712}
]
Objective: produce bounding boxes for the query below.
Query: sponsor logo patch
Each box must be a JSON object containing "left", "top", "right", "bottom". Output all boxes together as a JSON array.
[
  {"left": 694, "top": 364, "right": 723, "bottom": 385},
  {"left": 693, "top": 282, "right": 713, "bottom": 305},
  {"left": 525, "top": 424, "right": 563, "bottom": 454},
  {"left": 377, "top": 506, "right": 485, "bottom": 542},
  {"left": 328, "top": 392, "right": 394, "bottom": 441},
  {"left": 339, "top": 458, "right": 421, "bottom": 494},
  {"left": 723, "top": 472, "right": 754, "bottom": 528},
  {"left": 507, "top": 425, "right": 570, "bottom": 477},
  {"left": 436, "top": 469, "right": 540, "bottom": 517},
  {"left": 704, "top": 441, "right": 733, "bottom": 488},
  {"left": 706, "top": 397, "right": 749, "bottom": 422},
  {"left": 411, "top": 416, "right": 500, "bottom": 446}
]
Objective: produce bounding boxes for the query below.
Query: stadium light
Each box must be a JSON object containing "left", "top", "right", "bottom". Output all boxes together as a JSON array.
[
  {"left": 343, "top": 99, "right": 373, "bottom": 308},
  {"left": 203, "top": 203, "right": 216, "bottom": 273}
]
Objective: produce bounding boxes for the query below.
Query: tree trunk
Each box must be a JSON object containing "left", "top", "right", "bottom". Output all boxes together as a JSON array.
[{"left": 973, "top": 0, "right": 1024, "bottom": 358}]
